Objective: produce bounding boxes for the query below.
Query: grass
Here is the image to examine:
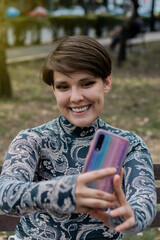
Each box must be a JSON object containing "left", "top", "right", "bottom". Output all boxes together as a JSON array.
[
  {"left": 0, "top": 41, "right": 160, "bottom": 239},
  {"left": 123, "top": 228, "right": 159, "bottom": 240}
]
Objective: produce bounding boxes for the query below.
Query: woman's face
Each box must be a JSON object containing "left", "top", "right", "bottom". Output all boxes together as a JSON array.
[{"left": 53, "top": 71, "right": 111, "bottom": 127}]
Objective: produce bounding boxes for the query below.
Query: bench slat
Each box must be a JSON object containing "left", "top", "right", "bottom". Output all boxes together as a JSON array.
[
  {"left": 157, "top": 187, "right": 160, "bottom": 203},
  {"left": 150, "top": 211, "right": 160, "bottom": 228},
  {"left": 153, "top": 164, "right": 160, "bottom": 180},
  {"left": 0, "top": 215, "right": 20, "bottom": 231}
]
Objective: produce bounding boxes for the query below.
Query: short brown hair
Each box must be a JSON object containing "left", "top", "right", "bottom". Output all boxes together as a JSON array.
[{"left": 42, "top": 35, "right": 112, "bottom": 86}]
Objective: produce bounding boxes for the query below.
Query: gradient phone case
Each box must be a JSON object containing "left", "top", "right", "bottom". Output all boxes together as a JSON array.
[{"left": 83, "top": 129, "right": 130, "bottom": 193}]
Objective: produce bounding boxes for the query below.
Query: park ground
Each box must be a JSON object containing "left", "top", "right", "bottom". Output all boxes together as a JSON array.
[{"left": 0, "top": 41, "right": 160, "bottom": 239}]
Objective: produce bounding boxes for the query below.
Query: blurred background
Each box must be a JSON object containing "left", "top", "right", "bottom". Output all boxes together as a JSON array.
[
  {"left": 0, "top": 1, "right": 160, "bottom": 239},
  {"left": 1, "top": 0, "right": 160, "bottom": 46},
  {"left": 0, "top": 0, "right": 160, "bottom": 166}
]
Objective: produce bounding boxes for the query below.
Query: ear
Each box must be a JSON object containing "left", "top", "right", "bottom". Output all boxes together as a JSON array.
[{"left": 104, "top": 75, "right": 112, "bottom": 93}]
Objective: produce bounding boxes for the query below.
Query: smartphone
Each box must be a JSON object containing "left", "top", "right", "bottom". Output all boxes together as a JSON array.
[{"left": 83, "top": 129, "right": 130, "bottom": 193}]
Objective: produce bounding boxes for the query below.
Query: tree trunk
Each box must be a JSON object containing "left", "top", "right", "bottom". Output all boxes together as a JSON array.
[
  {"left": 117, "top": 30, "right": 127, "bottom": 65},
  {"left": 117, "top": 0, "right": 139, "bottom": 66},
  {"left": 0, "top": 47, "right": 12, "bottom": 98},
  {"left": 150, "top": 0, "right": 156, "bottom": 31},
  {"left": 0, "top": 0, "right": 12, "bottom": 98}
]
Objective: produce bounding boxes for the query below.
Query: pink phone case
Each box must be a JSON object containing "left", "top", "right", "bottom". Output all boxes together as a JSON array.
[{"left": 83, "top": 129, "right": 130, "bottom": 193}]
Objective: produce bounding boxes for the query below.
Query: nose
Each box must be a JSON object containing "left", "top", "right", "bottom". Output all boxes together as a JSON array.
[{"left": 70, "top": 87, "right": 84, "bottom": 102}]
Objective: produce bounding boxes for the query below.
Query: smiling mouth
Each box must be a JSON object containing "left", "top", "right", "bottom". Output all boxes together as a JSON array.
[{"left": 71, "top": 106, "right": 90, "bottom": 113}]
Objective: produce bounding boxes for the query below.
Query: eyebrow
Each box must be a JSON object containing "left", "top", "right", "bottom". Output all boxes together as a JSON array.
[
  {"left": 54, "top": 81, "right": 67, "bottom": 85},
  {"left": 54, "top": 75, "right": 95, "bottom": 85},
  {"left": 79, "top": 76, "right": 95, "bottom": 82}
]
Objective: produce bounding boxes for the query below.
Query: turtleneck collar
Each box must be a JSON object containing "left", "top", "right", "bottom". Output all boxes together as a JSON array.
[{"left": 58, "top": 115, "right": 99, "bottom": 138}]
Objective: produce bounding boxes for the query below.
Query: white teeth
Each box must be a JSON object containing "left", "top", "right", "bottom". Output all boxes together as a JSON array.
[{"left": 72, "top": 106, "right": 89, "bottom": 113}]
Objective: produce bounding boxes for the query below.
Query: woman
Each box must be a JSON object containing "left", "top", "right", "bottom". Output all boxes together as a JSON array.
[{"left": 0, "top": 36, "right": 157, "bottom": 240}]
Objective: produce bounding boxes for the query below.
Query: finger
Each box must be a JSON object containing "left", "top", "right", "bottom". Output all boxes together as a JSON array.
[
  {"left": 114, "top": 217, "right": 135, "bottom": 232},
  {"left": 89, "top": 210, "right": 109, "bottom": 226},
  {"left": 77, "top": 206, "right": 93, "bottom": 214},
  {"left": 79, "top": 187, "right": 116, "bottom": 202},
  {"left": 109, "top": 205, "right": 134, "bottom": 220},
  {"left": 119, "top": 168, "right": 124, "bottom": 181},
  {"left": 78, "top": 197, "right": 116, "bottom": 211},
  {"left": 110, "top": 206, "right": 128, "bottom": 218},
  {"left": 81, "top": 168, "right": 117, "bottom": 184},
  {"left": 113, "top": 174, "right": 126, "bottom": 205}
]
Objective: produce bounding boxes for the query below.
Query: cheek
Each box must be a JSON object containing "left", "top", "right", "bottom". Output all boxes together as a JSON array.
[
  {"left": 91, "top": 92, "right": 104, "bottom": 103},
  {"left": 55, "top": 94, "right": 68, "bottom": 106}
]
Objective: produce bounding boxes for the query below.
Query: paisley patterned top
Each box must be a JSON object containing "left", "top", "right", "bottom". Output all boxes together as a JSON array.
[{"left": 0, "top": 116, "right": 157, "bottom": 240}]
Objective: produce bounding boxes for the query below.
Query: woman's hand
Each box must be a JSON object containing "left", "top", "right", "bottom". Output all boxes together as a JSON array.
[
  {"left": 89, "top": 169, "right": 135, "bottom": 232},
  {"left": 75, "top": 168, "right": 117, "bottom": 214}
]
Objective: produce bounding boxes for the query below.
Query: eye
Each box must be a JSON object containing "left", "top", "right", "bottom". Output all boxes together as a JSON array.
[
  {"left": 82, "top": 81, "right": 96, "bottom": 87},
  {"left": 55, "top": 85, "right": 69, "bottom": 91}
]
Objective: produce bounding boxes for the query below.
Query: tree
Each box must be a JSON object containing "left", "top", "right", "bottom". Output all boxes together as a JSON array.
[
  {"left": 0, "top": 0, "right": 12, "bottom": 98},
  {"left": 150, "top": 0, "right": 156, "bottom": 31},
  {"left": 117, "top": 0, "right": 141, "bottom": 66}
]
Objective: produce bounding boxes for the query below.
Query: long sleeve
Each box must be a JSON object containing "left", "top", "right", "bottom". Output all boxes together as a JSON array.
[
  {"left": 108, "top": 133, "right": 157, "bottom": 235},
  {"left": 0, "top": 117, "right": 157, "bottom": 239},
  {"left": 0, "top": 130, "right": 77, "bottom": 216}
]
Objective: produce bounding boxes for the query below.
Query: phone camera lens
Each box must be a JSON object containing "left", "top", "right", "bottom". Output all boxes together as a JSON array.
[{"left": 95, "top": 134, "right": 104, "bottom": 151}]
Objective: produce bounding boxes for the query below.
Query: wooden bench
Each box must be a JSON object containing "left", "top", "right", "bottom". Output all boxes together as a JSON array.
[{"left": 0, "top": 164, "right": 160, "bottom": 231}]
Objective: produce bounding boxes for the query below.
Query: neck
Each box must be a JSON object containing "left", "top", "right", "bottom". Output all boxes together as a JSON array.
[{"left": 59, "top": 115, "right": 99, "bottom": 137}]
